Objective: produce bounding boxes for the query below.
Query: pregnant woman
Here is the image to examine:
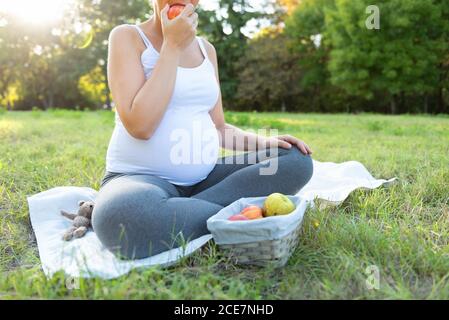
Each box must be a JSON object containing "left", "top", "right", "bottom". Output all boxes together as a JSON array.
[{"left": 92, "top": 0, "right": 314, "bottom": 259}]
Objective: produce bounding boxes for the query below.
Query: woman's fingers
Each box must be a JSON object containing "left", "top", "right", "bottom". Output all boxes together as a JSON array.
[
  {"left": 277, "top": 135, "right": 312, "bottom": 155},
  {"left": 297, "top": 141, "right": 308, "bottom": 155},
  {"left": 265, "top": 137, "right": 290, "bottom": 149},
  {"left": 192, "top": 18, "right": 198, "bottom": 30},
  {"left": 189, "top": 12, "right": 199, "bottom": 29},
  {"left": 277, "top": 139, "right": 292, "bottom": 149},
  {"left": 273, "top": 136, "right": 292, "bottom": 149},
  {"left": 270, "top": 135, "right": 314, "bottom": 155},
  {"left": 178, "top": 5, "right": 197, "bottom": 31},
  {"left": 160, "top": 4, "right": 170, "bottom": 23},
  {"left": 181, "top": 3, "right": 195, "bottom": 17},
  {"left": 304, "top": 143, "right": 313, "bottom": 154}
]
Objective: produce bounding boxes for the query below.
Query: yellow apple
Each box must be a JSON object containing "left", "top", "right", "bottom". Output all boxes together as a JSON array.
[{"left": 263, "top": 193, "right": 296, "bottom": 217}]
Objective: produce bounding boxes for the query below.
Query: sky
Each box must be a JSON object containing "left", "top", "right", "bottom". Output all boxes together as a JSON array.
[
  {"left": 201, "top": 0, "right": 273, "bottom": 11},
  {"left": 201, "top": 0, "right": 219, "bottom": 11},
  {"left": 0, "top": 0, "right": 275, "bottom": 37},
  {"left": 200, "top": 0, "right": 276, "bottom": 37}
]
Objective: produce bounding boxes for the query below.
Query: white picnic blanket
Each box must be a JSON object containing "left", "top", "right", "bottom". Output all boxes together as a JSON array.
[{"left": 27, "top": 159, "right": 397, "bottom": 279}]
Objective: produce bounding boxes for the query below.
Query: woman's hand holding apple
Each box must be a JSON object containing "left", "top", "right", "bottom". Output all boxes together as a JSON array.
[{"left": 161, "top": 3, "right": 198, "bottom": 52}]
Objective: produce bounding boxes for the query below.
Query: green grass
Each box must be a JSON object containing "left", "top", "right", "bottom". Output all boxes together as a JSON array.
[{"left": 0, "top": 109, "right": 448, "bottom": 299}]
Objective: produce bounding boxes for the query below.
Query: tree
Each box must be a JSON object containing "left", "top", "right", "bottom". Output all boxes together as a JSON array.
[
  {"left": 284, "top": 0, "right": 449, "bottom": 113},
  {"left": 279, "top": 0, "right": 301, "bottom": 14},
  {"left": 325, "top": 0, "right": 449, "bottom": 113},
  {"left": 235, "top": 26, "right": 302, "bottom": 111},
  {"left": 72, "top": 0, "right": 151, "bottom": 109},
  {"left": 0, "top": 0, "right": 150, "bottom": 110},
  {"left": 284, "top": 0, "right": 342, "bottom": 112},
  {"left": 9, "top": 18, "right": 99, "bottom": 110},
  {"left": 197, "top": 0, "right": 268, "bottom": 108},
  {"left": 0, "top": 22, "right": 29, "bottom": 109}
]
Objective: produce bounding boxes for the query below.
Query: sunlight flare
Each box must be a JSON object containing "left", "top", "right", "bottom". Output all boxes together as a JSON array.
[{"left": 0, "top": 0, "right": 73, "bottom": 25}]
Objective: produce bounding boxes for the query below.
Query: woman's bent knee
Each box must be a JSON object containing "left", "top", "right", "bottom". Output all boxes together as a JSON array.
[
  {"left": 92, "top": 188, "right": 157, "bottom": 259},
  {"left": 285, "top": 147, "right": 314, "bottom": 184},
  {"left": 92, "top": 183, "right": 193, "bottom": 260},
  {"left": 92, "top": 195, "right": 133, "bottom": 258}
]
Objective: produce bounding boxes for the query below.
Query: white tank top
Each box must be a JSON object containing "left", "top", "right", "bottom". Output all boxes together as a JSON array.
[{"left": 105, "top": 24, "right": 220, "bottom": 186}]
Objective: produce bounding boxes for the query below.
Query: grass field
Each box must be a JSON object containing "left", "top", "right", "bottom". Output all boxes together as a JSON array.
[{"left": 0, "top": 109, "right": 448, "bottom": 299}]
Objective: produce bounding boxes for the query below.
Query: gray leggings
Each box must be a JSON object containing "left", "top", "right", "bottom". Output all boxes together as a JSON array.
[{"left": 92, "top": 147, "right": 313, "bottom": 259}]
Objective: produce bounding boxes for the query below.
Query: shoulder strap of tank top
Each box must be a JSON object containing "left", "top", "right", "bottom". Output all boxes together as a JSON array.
[
  {"left": 196, "top": 36, "right": 209, "bottom": 61},
  {"left": 133, "top": 26, "right": 207, "bottom": 60},
  {"left": 133, "top": 25, "right": 152, "bottom": 48}
]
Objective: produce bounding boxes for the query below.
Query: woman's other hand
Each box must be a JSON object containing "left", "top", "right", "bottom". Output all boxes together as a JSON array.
[
  {"left": 161, "top": 4, "right": 198, "bottom": 52},
  {"left": 265, "top": 135, "right": 313, "bottom": 155}
]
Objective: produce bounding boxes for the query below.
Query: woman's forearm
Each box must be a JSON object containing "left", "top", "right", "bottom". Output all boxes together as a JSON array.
[
  {"left": 218, "top": 123, "right": 271, "bottom": 151},
  {"left": 130, "top": 42, "right": 181, "bottom": 139}
]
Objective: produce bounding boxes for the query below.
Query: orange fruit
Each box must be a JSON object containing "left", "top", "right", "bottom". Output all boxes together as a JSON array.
[
  {"left": 168, "top": 4, "right": 185, "bottom": 20},
  {"left": 240, "top": 205, "right": 263, "bottom": 220}
]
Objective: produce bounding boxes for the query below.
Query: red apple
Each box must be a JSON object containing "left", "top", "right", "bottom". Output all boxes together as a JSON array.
[
  {"left": 168, "top": 4, "right": 185, "bottom": 20},
  {"left": 228, "top": 214, "right": 249, "bottom": 221}
]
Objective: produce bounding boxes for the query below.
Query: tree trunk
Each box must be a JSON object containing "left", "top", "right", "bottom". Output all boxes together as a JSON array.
[
  {"left": 400, "top": 91, "right": 405, "bottom": 114},
  {"left": 102, "top": 64, "right": 111, "bottom": 110},
  {"left": 424, "top": 94, "right": 428, "bottom": 114},
  {"left": 43, "top": 92, "right": 54, "bottom": 110},
  {"left": 436, "top": 87, "right": 444, "bottom": 114},
  {"left": 42, "top": 98, "right": 48, "bottom": 110},
  {"left": 105, "top": 90, "right": 111, "bottom": 109},
  {"left": 49, "top": 92, "right": 54, "bottom": 109},
  {"left": 390, "top": 95, "right": 397, "bottom": 114}
]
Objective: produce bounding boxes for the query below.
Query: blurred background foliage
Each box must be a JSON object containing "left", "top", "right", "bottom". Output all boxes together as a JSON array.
[{"left": 0, "top": 0, "right": 448, "bottom": 113}]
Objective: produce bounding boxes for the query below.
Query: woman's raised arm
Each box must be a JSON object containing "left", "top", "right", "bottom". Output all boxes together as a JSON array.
[{"left": 107, "top": 4, "right": 198, "bottom": 140}]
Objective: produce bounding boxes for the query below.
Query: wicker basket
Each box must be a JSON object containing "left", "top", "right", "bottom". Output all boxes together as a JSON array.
[
  {"left": 207, "top": 195, "right": 307, "bottom": 268},
  {"left": 217, "top": 221, "right": 302, "bottom": 268}
]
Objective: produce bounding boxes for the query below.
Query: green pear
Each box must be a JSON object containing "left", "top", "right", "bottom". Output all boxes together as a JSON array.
[{"left": 263, "top": 193, "right": 296, "bottom": 217}]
